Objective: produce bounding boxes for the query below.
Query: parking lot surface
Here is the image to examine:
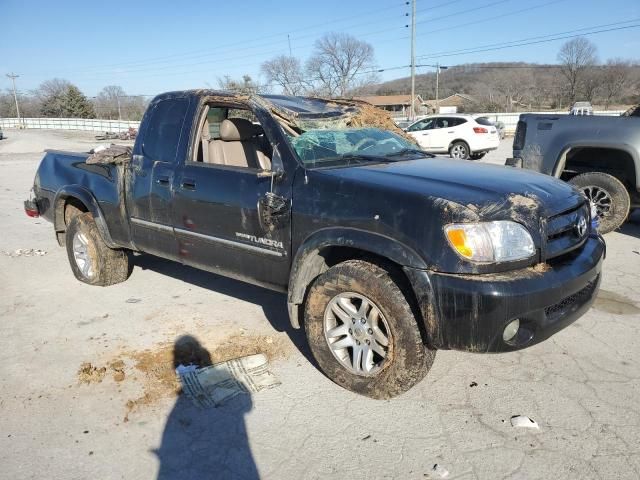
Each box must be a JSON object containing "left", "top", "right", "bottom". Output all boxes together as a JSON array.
[{"left": 1, "top": 129, "right": 639, "bottom": 479}]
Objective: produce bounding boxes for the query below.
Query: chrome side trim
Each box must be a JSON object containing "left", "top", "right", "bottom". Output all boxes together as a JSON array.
[
  {"left": 175, "top": 228, "right": 284, "bottom": 257},
  {"left": 130, "top": 217, "right": 174, "bottom": 233}
]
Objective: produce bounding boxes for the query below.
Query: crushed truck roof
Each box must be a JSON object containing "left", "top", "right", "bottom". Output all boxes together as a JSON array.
[{"left": 157, "top": 89, "right": 407, "bottom": 137}]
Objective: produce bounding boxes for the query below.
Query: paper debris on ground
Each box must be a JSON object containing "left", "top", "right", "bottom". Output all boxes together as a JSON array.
[
  {"left": 510, "top": 415, "right": 540, "bottom": 429},
  {"left": 2, "top": 249, "right": 47, "bottom": 257},
  {"left": 176, "top": 353, "right": 280, "bottom": 408},
  {"left": 431, "top": 463, "right": 450, "bottom": 478}
]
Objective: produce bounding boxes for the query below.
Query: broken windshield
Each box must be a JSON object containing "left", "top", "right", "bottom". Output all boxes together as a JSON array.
[{"left": 289, "top": 127, "right": 423, "bottom": 168}]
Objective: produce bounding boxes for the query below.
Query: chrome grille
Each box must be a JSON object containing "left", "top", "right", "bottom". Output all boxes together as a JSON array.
[{"left": 544, "top": 202, "right": 590, "bottom": 260}]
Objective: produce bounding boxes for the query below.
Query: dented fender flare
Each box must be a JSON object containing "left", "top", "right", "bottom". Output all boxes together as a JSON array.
[
  {"left": 53, "top": 185, "right": 117, "bottom": 248},
  {"left": 286, "top": 227, "right": 428, "bottom": 328}
]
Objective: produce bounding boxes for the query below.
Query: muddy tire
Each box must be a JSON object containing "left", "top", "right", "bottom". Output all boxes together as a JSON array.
[
  {"left": 65, "top": 212, "right": 130, "bottom": 286},
  {"left": 449, "top": 141, "right": 469, "bottom": 159},
  {"left": 304, "top": 259, "right": 435, "bottom": 399},
  {"left": 569, "top": 172, "right": 630, "bottom": 234},
  {"left": 64, "top": 202, "right": 84, "bottom": 225}
]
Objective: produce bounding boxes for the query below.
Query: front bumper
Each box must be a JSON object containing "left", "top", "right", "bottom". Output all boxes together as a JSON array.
[{"left": 405, "top": 233, "right": 605, "bottom": 352}]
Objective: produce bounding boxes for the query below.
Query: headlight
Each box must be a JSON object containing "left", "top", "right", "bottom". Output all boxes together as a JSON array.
[{"left": 444, "top": 221, "right": 535, "bottom": 262}]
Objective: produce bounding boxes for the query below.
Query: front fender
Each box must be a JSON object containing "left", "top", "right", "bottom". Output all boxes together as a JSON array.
[
  {"left": 287, "top": 227, "right": 428, "bottom": 328},
  {"left": 53, "top": 185, "right": 117, "bottom": 248}
]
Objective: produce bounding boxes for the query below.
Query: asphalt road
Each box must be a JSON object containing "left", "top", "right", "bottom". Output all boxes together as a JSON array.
[{"left": 1, "top": 129, "right": 639, "bottom": 479}]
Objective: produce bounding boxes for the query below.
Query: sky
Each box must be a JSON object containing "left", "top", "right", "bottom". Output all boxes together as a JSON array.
[{"left": 1, "top": 0, "right": 639, "bottom": 98}]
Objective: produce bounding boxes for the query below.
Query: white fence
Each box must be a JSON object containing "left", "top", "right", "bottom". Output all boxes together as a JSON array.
[
  {"left": 0, "top": 110, "right": 626, "bottom": 135},
  {"left": 0, "top": 117, "right": 140, "bottom": 132}
]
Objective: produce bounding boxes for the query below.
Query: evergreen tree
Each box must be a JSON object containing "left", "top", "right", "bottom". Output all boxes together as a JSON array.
[{"left": 63, "top": 85, "right": 95, "bottom": 118}]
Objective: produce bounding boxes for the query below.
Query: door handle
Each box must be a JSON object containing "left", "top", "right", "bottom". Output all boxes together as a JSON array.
[
  {"left": 156, "top": 175, "right": 170, "bottom": 185},
  {"left": 447, "top": 130, "right": 454, "bottom": 133},
  {"left": 181, "top": 178, "right": 197, "bottom": 190}
]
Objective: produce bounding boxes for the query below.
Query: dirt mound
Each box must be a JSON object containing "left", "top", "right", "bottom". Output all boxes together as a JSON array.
[{"left": 77, "top": 362, "right": 107, "bottom": 384}]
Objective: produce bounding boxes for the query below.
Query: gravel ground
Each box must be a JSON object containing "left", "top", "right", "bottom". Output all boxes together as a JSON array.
[{"left": 1, "top": 129, "right": 639, "bottom": 480}]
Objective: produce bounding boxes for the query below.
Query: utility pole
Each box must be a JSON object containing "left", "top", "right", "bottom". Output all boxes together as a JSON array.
[
  {"left": 117, "top": 95, "right": 122, "bottom": 120},
  {"left": 6, "top": 73, "right": 22, "bottom": 127},
  {"left": 287, "top": 34, "right": 292, "bottom": 57},
  {"left": 410, "top": 0, "right": 416, "bottom": 120},
  {"left": 435, "top": 63, "right": 440, "bottom": 112}
]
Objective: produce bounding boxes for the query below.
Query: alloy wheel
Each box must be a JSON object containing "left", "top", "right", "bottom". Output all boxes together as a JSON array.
[
  {"left": 72, "top": 230, "right": 94, "bottom": 279},
  {"left": 323, "top": 292, "right": 392, "bottom": 376}
]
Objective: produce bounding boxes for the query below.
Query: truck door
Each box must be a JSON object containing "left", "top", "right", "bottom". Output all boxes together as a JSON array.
[
  {"left": 171, "top": 107, "right": 292, "bottom": 290},
  {"left": 128, "top": 96, "right": 190, "bottom": 260}
]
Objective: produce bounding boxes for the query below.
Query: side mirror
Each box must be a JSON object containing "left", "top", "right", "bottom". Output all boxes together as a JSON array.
[{"left": 256, "top": 143, "right": 285, "bottom": 179}]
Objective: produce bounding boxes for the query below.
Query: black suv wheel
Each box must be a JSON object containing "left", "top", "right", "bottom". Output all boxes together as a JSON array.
[{"left": 569, "top": 172, "right": 630, "bottom": 233}]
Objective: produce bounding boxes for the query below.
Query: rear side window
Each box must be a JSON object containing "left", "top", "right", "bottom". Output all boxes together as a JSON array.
[
  {"left": 452, "top": 117, "right": 467, "bottom": 126},
  {"left": 143, "top": 98, "right": 189, "bottom": 162},
  {"left": 475, "top": 117, "right": 493, "bottom": 126}
]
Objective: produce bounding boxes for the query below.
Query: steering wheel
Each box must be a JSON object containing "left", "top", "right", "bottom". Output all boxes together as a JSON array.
[{"left": 354, "top": 138, "right": 377, "bottom": 152}]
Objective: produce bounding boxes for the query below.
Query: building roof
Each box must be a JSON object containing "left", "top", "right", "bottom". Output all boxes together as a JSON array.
[
  {"left": 354, "top": 94, "right": 425, "bottom": 106},
  {"left": 431, "top": 93, "right": 477, "bottom": 104}
]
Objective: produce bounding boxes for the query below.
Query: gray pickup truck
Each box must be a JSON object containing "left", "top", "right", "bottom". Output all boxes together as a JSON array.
[{"left": 508, "top": 107, "right": 640, "bottom": 233}]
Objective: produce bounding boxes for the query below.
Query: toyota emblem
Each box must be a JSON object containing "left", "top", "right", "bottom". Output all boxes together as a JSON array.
[{"left": 576, "top": 215, "right": 587, "bottom": 237}]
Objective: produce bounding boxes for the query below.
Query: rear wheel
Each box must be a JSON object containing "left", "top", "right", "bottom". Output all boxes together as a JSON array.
[
  {"left": 304, "top": 259, "right": 435, "bottom": 399},
  {"left": 65, "top": 212, "right": 131, "bottom": 286},
  {"left": 569, "top": 172, "right": 630, "bottom": 233},
  {"left": 450, "top": 141, "right": 469, "bottom": 159}
]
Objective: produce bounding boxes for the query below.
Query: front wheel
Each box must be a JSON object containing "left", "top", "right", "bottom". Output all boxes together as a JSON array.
[
  {"left": 65, "top": 212, "right": 131, "bottom": 286},
  {"left": 449, "top": 141, "right": 469, "bottom": 159},
  {"left": 304, "top": 259, "right": 435, "bottom": 399},
  {"left": 569, "top": 172, "right": 630, "bottom": 234}
]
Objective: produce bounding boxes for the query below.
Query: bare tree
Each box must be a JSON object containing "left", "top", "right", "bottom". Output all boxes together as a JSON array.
[
  {"left": 37, "top": 78, "right": 72, "bottom": 117},
  {"left": 580, "top": 68, "right": 601, "bottom": 103},
  {"left": 600, "top": 59, "right": 631, "bottom": 109},
  {"left": 305, "top": 33, "right": 377, "bottom": 97},
  {"left": 493, "top": 69, "right": 534, "bottom": 112},
  {"left": 217, "top": 75, "right": 264, "bottom": 94},
  {"left": 557, "top": 37, "right": 598, "bottom": 103},
  {"left": 95, "top": 85, "right": 126, "bottom": 119},
  {"left": 261, "top": 56, "right": 306, "bottom": 95}
]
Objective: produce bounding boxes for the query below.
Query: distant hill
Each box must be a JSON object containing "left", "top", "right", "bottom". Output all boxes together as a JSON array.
[{"left": 367, "top": 62, "right": 640, "bottom": 112}]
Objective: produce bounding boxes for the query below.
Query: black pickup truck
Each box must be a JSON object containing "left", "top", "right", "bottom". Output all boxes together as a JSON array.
[{"left": 25, "top": 90, "right": 605, "bottom": 398}]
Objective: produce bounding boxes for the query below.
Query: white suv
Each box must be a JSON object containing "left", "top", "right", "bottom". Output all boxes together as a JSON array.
[{"left": 405, "top": 114, "right": 500, "bottom": 159}]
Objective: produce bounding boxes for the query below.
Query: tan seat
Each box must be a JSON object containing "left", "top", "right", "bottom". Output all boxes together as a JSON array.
[{"left": 207, "top": 118, "right": 271, "bottom": 170}]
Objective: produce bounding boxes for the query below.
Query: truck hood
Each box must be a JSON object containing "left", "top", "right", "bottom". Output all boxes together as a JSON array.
[{"left": 320, "top": 157, "right": 583, "bottom": 218}]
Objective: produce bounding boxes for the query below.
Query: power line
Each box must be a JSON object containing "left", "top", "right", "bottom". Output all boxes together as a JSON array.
[
  {"left": 60, "top": 23, "right": 408, "bottom": 80},
  {"left": 417, "top": 19, "right": 640, "bottom": 60},
  {"left": 407, "top": 0, "right": 568, "bottom": 39},
  {"left": 415, "top": 0, "right": 512, "bottom": 25},
  {"left": 31, "top": 3, "right": 409, "bottom": 76}
]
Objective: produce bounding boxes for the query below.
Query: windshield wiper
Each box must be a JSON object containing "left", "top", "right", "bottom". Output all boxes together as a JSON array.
[
  {"left": 385, "top": 148, "right": 432, "bottom": 158},
  {"left": 320, "top": 153, "right": 397, "bottom": 164}
]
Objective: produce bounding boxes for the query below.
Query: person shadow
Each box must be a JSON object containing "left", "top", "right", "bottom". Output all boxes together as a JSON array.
[{"left": 154, "top": 335, "right": 259, "bottom": 480}]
